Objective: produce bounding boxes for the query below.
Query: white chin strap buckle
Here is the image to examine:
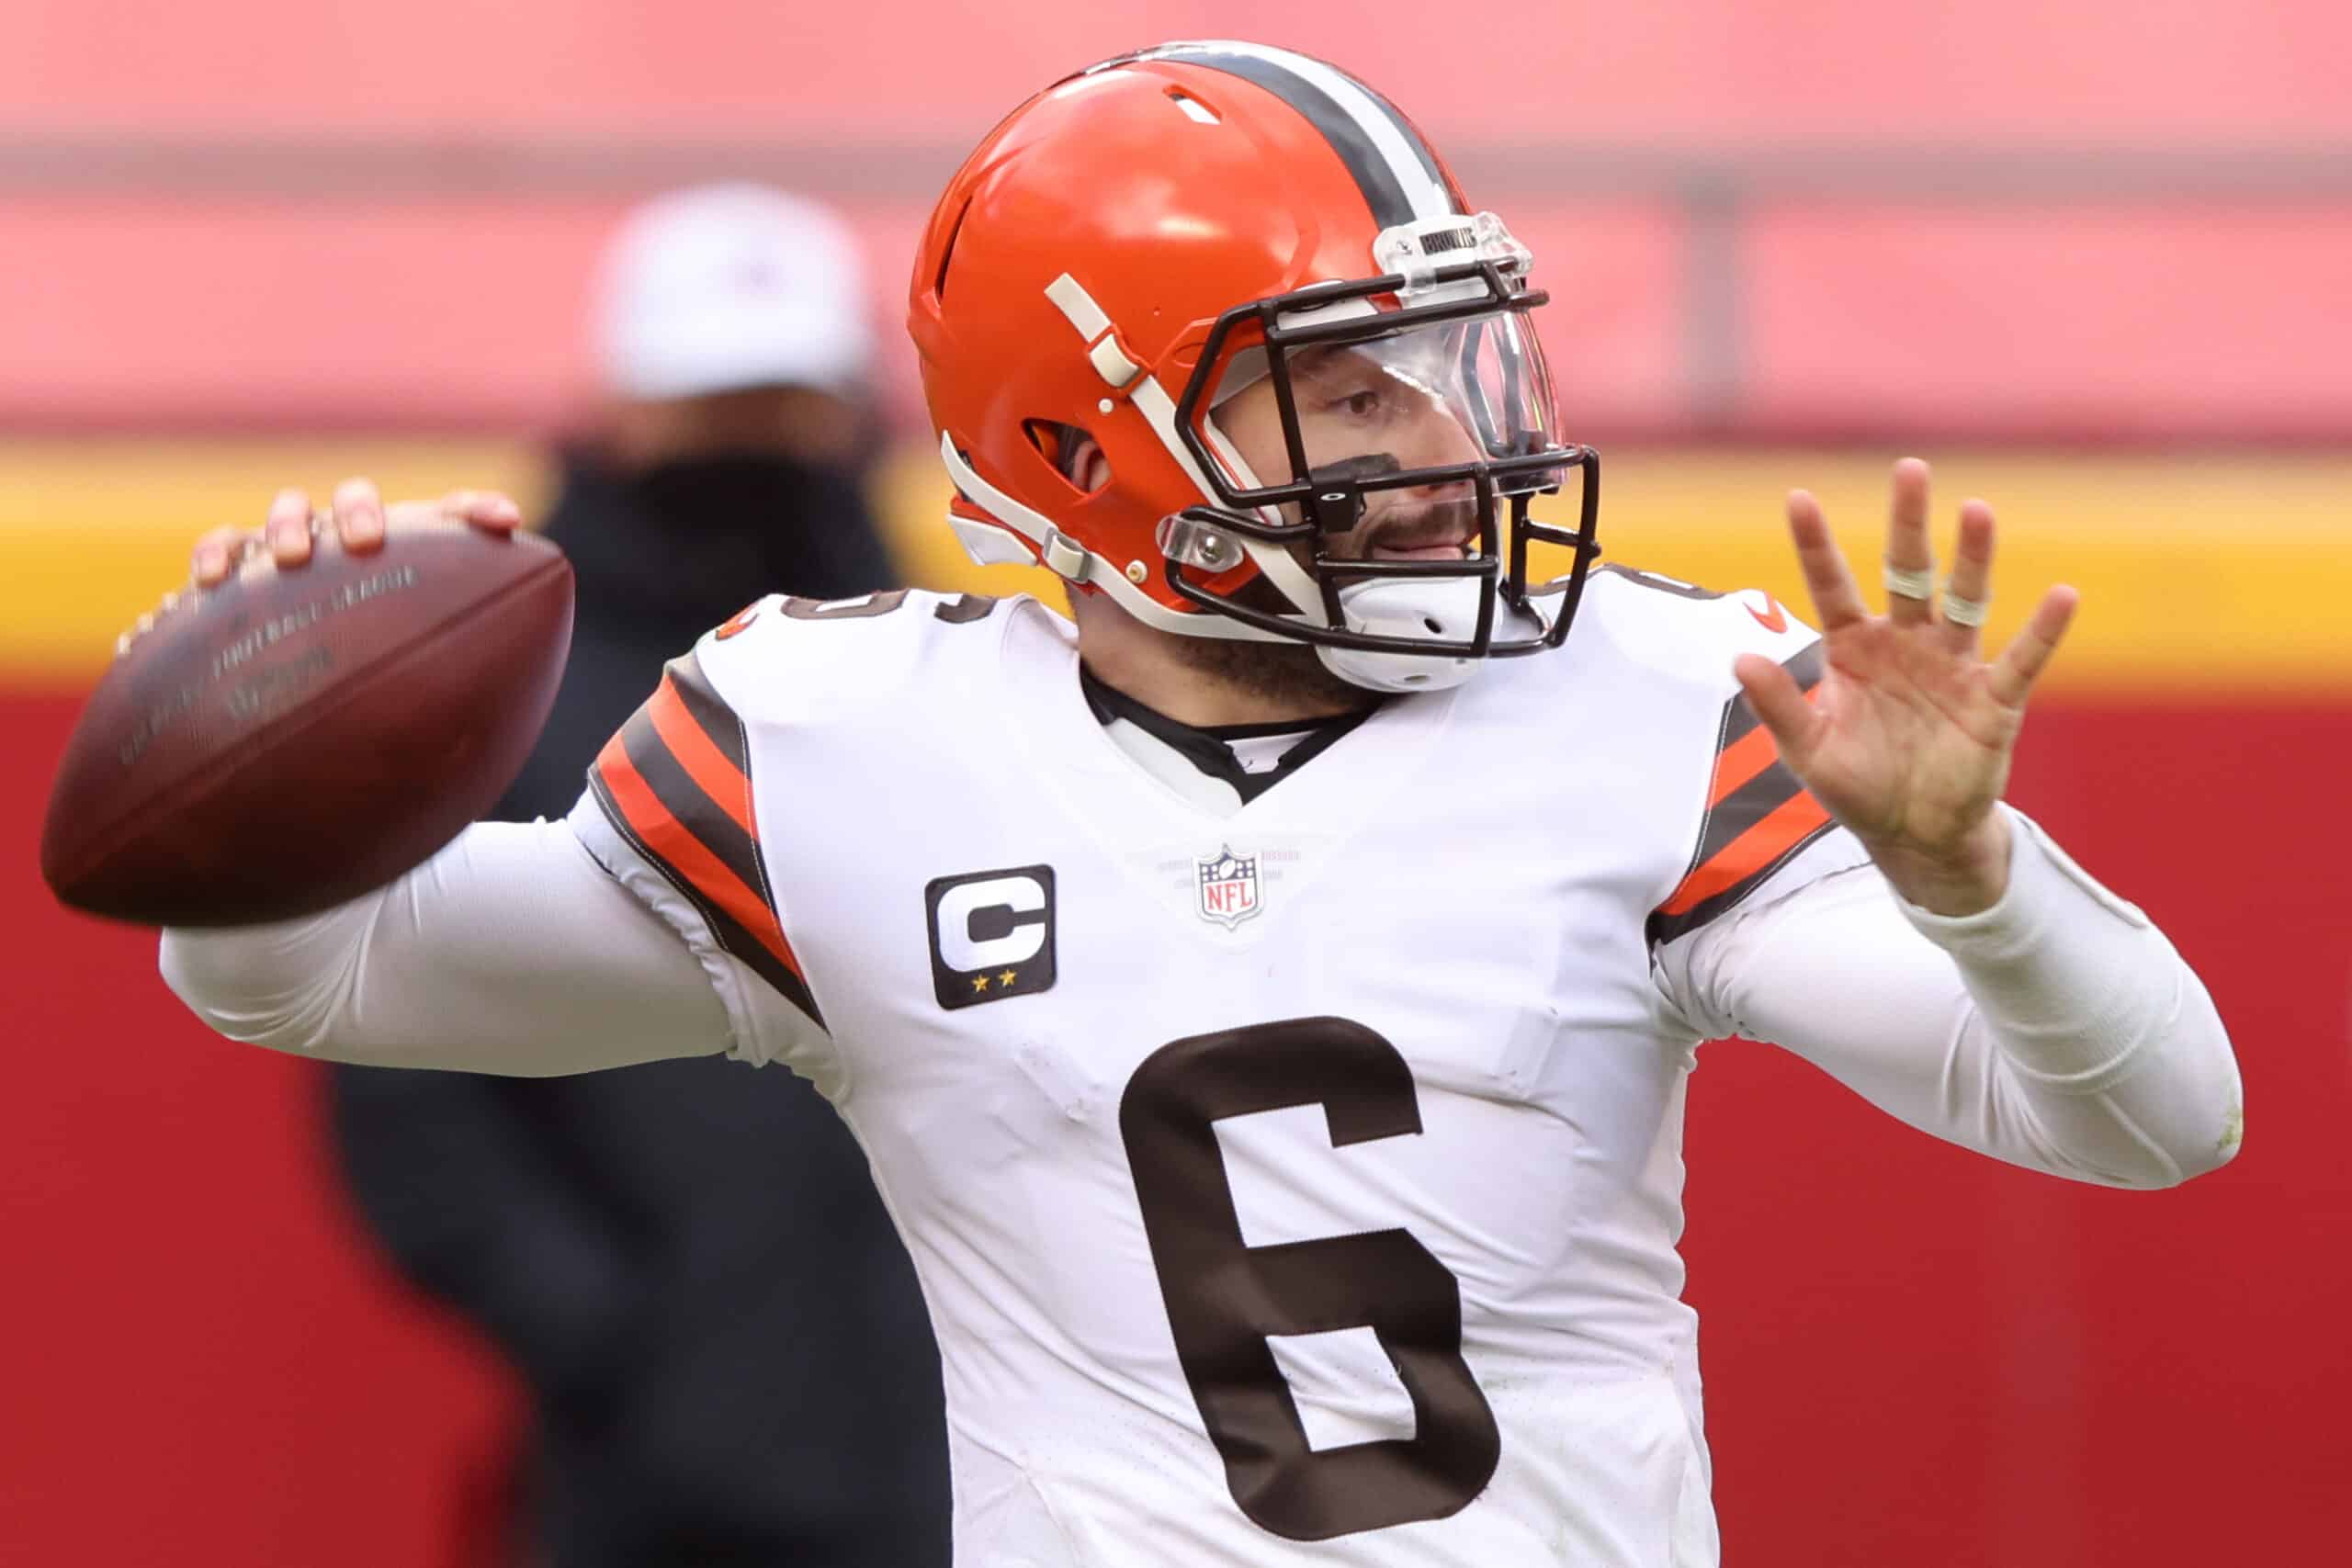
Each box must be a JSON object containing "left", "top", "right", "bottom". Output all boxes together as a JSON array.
[
  {"left": 1039, "top": 527, "right": 1093, "bottom": 583},
  {"left": 1315, "top": 578, "right": 1488, "bottom": 694}
]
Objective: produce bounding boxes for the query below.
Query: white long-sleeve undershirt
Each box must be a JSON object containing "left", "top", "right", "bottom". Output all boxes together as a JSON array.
[
  {"left": 160, "top": 808, "right": 2241, "bottom": 1188},
  {"left": 1652, "top": 807, "right": 2242, "bottom": 1188},
  {"left": 162, "top": 818, "right": 734, "bottom": 1075}
]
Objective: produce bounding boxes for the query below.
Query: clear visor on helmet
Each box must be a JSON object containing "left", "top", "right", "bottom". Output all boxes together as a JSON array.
[{"left": 1203, "top": 308, "right": 1565, "bottom": 505}]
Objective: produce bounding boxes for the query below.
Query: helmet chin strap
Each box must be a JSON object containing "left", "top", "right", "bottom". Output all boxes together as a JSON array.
[
  {"left": 1317, "top": 578, "right": 1487, "bottom": 694},
  {"left": 1198, "top": 419, "right": 1501, "bottom": 695}
]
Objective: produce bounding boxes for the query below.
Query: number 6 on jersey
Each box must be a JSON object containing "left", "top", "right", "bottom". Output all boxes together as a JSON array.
[{"left": 1119, "top": 1016, "right": 1501, "bottom": 1541}]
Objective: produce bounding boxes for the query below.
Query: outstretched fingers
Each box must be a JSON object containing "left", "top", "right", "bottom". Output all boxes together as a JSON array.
[
  {"left": 1988, "top": 584, "right": 2079, "bottom": 707},
  {"left": 1882, "top": 457, "right": 1935, "bottom": 628},
  {"left": 1786, "top": 490, "right": 1870, "bottom": 633},
  {"left": 1734, "top": 651, "right": 1825, "bottom": 771},
  {"left": 1939, "top": 499, "right": 1996, "bottom": 656}
]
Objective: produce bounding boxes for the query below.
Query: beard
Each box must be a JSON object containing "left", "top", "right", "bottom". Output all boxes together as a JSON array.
[
  {"left": 1066, "top": 482, "right": 1492, "bottom": 719},
  {"left": 1159, "top": 490, "right": 1479, "bottom": 711},
  {"left": 1165, "top": 629, "right": 1377, "bottom": 714},
  {"left": 1067, "top": 579, "right": 1380, "bottom": 717}
]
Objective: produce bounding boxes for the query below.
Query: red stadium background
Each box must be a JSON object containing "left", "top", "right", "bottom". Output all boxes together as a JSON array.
[{"left": 5, "top": 4, "right": 2348, "bottom": 1564}]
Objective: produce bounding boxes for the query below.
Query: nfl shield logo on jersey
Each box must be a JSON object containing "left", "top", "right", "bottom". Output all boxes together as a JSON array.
[{"left": 1194, "top": 846, "right": 1263, "bottom": 930}]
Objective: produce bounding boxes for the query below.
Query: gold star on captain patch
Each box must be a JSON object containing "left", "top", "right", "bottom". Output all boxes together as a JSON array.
[
  {"left": 999, "top": 969, "right": 1018, "bottom": 986},
  {"left": 971, "top": 974, "right": 990, "bottom": 992}
]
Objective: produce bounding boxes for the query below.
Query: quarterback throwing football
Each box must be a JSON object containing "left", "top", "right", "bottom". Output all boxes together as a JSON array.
[{"left": 164, "top": 42, "right": 2239, "bottom": 1568}]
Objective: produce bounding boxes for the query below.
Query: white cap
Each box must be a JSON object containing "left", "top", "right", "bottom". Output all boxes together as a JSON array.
[{"left": 594, "top": 182, "right": 874, "bottom": 400}]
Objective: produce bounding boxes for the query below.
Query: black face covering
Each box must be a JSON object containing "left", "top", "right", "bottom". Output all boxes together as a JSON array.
[
  {"left": 562, "top": 448, "right": 888, "bottom": 622},
  {"left": 626, "top": 449, "right": 867, "bottom": 543}
]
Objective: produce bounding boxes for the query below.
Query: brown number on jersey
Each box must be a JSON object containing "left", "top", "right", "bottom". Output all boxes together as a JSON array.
[{"left": 1118, "top": 1016, "right": 1500, "bottom": 1540}]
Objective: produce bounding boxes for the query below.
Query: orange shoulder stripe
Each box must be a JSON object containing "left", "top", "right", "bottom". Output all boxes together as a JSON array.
[
  {"left": 593, "top": 732, "right": 806, "bottom": 983},
  {"left": 1707, "top": 723, "right": 1781, "bottom": 807},
  {"left": 1659, "top": 790, "right": 1834, "bottom": 917},
  {"left": 645, "top": 674, "right": 757, "bottom": 839},
  {"left": 1708, "top": 684, "right": 1826, "bottom": 807}
]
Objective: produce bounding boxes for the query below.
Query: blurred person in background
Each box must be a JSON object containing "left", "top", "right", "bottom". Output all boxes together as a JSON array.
[{"left": 326, "top": 184, "right": 948, "bottom": 1568}]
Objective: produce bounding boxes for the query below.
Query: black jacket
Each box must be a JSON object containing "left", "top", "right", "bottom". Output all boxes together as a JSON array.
[{"left": 328, "top": 453, "right": 949, "bottom": 1568}]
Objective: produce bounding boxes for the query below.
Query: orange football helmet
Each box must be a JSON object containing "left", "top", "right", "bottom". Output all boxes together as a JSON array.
[{"left": 909, "top": 40, "right": 1600, "bottom": 691}]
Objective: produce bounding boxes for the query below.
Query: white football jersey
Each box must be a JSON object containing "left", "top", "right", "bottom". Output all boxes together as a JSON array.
[{"left": 569, "top": 570, "right": 1869, "bottom": 1567}]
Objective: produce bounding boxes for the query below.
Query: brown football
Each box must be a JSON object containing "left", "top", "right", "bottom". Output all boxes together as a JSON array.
[{"left": 40, "top": 520, "right": 574, "bottom": 927}]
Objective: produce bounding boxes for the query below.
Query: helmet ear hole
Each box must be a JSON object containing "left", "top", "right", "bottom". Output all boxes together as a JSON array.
[{"left": 1024, "top": 420, "right": 1112, "bottom": 499}]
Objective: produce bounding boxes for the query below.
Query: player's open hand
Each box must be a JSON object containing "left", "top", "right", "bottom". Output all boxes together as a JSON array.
[
  {"left": 188, "top": 479, "right": 522, "bottom": 589},
  {"left": 1732, "top": 458, "right": 2077, "bottom": 916}
]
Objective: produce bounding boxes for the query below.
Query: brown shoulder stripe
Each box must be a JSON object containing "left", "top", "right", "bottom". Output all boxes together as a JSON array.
[
  {"left": 662, "top": 650, "right": 749, "bottom": 776},
  {"left": 1649, "top": 642, "right": 1836, "bottom": 945},
  {"left": 588, "top": 676, "right": 822, "bottom": 1028}
]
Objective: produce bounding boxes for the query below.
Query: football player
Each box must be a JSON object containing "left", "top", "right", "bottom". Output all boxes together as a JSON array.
[{"left": 162, "top": 41, "right": 2240, "bottom": 1568}]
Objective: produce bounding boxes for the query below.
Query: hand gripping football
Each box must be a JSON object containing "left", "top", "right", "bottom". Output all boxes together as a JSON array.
[{"left": 40, "top": 520, "right": 574, "bottom": 927}]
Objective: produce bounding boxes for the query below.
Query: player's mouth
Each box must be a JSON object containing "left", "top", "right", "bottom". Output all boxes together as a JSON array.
[{"left": 1360, "top": 513, "right": 1477, "bottom": 562}]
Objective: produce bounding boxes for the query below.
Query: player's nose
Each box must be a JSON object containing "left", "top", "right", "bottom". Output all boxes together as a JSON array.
[{"left": 1399, "top": 403, "right": 1482, "bottom": 475}]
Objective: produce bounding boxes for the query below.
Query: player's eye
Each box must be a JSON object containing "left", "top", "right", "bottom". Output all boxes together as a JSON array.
[{"left": 1335, "top": 388, "right": 1385, "bottom": 419}]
